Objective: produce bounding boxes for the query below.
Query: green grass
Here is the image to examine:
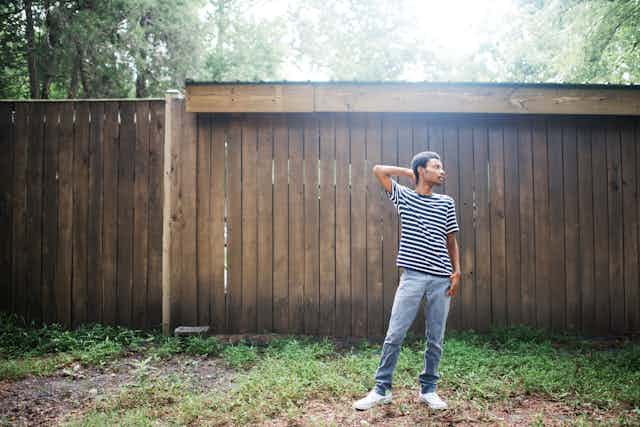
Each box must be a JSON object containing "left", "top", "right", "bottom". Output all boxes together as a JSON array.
[{"left": 2, "top": 311, "right": 638, "bottom": 425}]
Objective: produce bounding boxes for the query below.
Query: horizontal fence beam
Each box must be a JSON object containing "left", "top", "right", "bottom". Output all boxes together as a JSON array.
[{"left": 185, "top": 82, "right": 640, "bottom": 116}]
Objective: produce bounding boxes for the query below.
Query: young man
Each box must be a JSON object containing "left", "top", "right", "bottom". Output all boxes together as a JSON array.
[{"left": 353, "top": 151, "right": 461, "bottom": 411}]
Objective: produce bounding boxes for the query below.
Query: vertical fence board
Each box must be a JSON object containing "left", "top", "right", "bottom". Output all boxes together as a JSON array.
[
  {"left": 622, "top": 119, "right": 639, "bottom": 333},
  {"left": 101, "top": 102, "right": 119, "bottom": 325},
  {"left": 257, "top": 116, "right": 273, "bottom": 332},
  {"left": 607, "top": 119, "right": 625, "bottom": 333},
  {"left": 196, "top": 113, "right": 212, "bottom": 327},
  {"left": 26, "top": 103, "right": 44, "bottom": 324},
  {"left": 12, "top": 104, "right": 29, "bottom": 320},
  {"left": 117, "top": 103, "right": 135, "bottom": 326},
  {"left": 132, "top": 102, "right": 150, "bottom": 329},
  {"left": 381, "top": 115, "right": 399, "bottom": 331},
  {"left": 473, "top": 119, "right": 491, "bottom": 331},
  {"left": 577, "top": 120, "right": 595, "bottom": 333},
  {"left": 335, "top": 114, "right": 351, "bottom": 337},
  {"left": 180, "top": 106, "right": 198, "bottom": 326},
  {"left": 148, "top": 101, "right": 164, "bottom": 329},
  {"left": 458, "top": 122, "right": 475, "bottom": 330},
  {"left": 288, "top": 115, "right": 305, "bottom": 334},
  {"left": 366, "top": 114, "right": 383, "bottom": 339},
  {"left": 0, "top": 103, "right": 13, "bottom": 314},
  {"left": 211, "top": 115, "right": 227, "bottom": 333},
  {"left": 518, "top": 119, "right": 536, "bottom": 326},
  {"left": 532, "top": 118, "right": 551, "bottom": 330},
  {"left": 87, "top": 103, "right": 104, "bottom": 325},
  {"left": 55, "top": 103, "right": 74, "bottom": 327},
  {"left": 241, "top": 118, "right": 258, "bottom": 332},
  {"left": 350, "top": 113, "right": 367, "bottom": 337},
  {"left": 503, "top": 123, "right": 521, "bottom": 326},
  {"left": 41, "top": 104, "right": 59, "bottom": 325},
  {"left": 303, "top": 115, "right": 320, "bottom": 335},
  {"left": 319, "top": 114, "right": 336, "bottom": 335},
  {"left": 488, "top": 119, "right": 506, "bottom": 328},
  {"left": 226, "top": 117, "right": 243, "bottom": 333},
  {"left": 72, "top": 103, "right": 90, "bottom": 327},
  {"left": 548, "top": 119, "right": 566, "bottom": 331},
  {"left": 562, "top": 120, "right": 580, "bottom": 331},
  {"left": 273, "top": 115, "right": 289, "bottom": 333},
  {"left": 592, "top": 123, "right": 610, "bottom": 334}
]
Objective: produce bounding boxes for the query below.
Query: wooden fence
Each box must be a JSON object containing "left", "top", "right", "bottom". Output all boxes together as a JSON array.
[
  {"left": 0, "top": 101, "right": 165, "bottom": 329},
  {"left": 166, "top": 94, "right": 640, "bottom": 337},
  {"left": 2, "top": 92, "right": 639, "bottom": 337}
]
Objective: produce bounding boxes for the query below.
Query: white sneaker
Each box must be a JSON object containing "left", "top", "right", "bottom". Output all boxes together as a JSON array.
[
  {"left": 352, "top": 389, "right": 392, "bottom": 410},
  {"left": 419, "top": 391, "right": 448, "bottom": 409}
]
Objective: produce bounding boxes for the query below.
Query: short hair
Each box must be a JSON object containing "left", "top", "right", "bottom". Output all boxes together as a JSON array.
[{"left": 411, "top": 151, "right": 441, "bottom": 184}]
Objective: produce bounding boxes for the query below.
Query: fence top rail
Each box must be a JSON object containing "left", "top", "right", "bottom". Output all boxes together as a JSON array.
[
  {"left": 184, "top": 80, "right": 640, "bottom": 116},
  {"left": 0, "top": 98, "right": 164, "bottom": 103}
]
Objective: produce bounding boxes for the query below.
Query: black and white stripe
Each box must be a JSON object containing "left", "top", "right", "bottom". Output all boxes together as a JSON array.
[{"left": 386, "top": 179, "right": 459, "bottom": 276}]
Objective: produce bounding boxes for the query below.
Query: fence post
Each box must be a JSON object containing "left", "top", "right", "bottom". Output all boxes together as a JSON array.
[{"left": 162, "top": 89, "right": 181, "bottom": 336}]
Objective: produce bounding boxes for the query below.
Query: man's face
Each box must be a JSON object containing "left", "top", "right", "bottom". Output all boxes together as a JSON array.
[{"left": 419, "top": 158, "right": 445, "bottom": 186}]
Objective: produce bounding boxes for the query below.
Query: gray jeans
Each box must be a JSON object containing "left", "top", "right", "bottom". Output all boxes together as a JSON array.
[{"left": 374, "top": 268, "right": 451, "bottom": 395}]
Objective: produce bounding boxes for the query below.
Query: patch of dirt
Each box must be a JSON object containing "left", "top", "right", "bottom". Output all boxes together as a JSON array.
[
  {"left": 265, "top": 388, "right": 636, "bottom": 426},
  {"left": 0, "top": 353, "right": 236, "bottom": 426}
]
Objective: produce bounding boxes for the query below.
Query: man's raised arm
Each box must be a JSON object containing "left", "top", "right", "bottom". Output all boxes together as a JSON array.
[{"left": 372, "top": 165, "right": 415, "bottom": 193}]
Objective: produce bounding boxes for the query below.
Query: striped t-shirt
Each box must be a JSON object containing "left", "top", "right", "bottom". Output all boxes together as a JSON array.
[{"left": 386, "top": 179, "right": 459, "bottom": 276}]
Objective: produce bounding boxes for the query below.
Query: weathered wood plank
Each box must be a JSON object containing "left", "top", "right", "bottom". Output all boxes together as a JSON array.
[
  {"left": 117, "top": 102, "right": 136, "bottom": 326},
  {"left": 366, "top": 113, "right": 383, "bottom": 339},
  {"left": 25, "top": 102, "right": 44, "bottom": 325},
  {"left": 288, "top": 115, "right": 305, "bottom": 334},
  {"left": 458, "top": 121, "right": 476, "bottom": 330},
  {"left": 488, "top": 118, "right": 506, "bottom": 328},
  {"left": 148, "top": 100, "right": 163, "bottom": 330},
  {"left": 623, "top": 119, "right": 639, "bottom": 333},
  {"left": 210, "top": 115, "right": 227, "bottom": 333},
  {"left": 187, "top": 83, "right": 640, "bottom": 116},
  {"left": 319, "top": 113, "right": 336, "bottom": 336},
  {"left": 241, "top": 117, "right": 258, "bottom": 332},
  {"left": 12, "top": 103, "right": 29, "bottom": 320},
  {"left": 547, "top": 118, "right": 566, "bottom": 331},
  {"left": 350, "top": 113, "right": 367, "bottom": 337},
  {"left": 41, "top": 103, "right": 59, "bottom": 325},
  {"left": 606, "top": 119, "right": 624, "bottom": 334},
  {"left": 186, "top": 84, "right": 314, "bottom": 113},
  {"left": 272, "top": 115, "right": 289, "bottom": 333},
  {"left": 381, "top": 114, "right": 399, "bottom": 332},
  {"left": 56, "top": 102, "right": 74, "bottom": 327},
  {"left": 256, "top": 116, "right": 273, "bottom": 332},
  {"left": 133, "top": 102, "right": 150, "bottom": 329},
  {"left": 335, "top": 113, "right": 351, "bottom": 337},
  {"left": 303, "top": 115, "right": 320, "bottom": 335},
  {"left": 577, "top": 119, "right": 595, "bottom": 333},
  {"left": 503, "top": 122, "right": 521, "bottom": 326},
  {"left": 72, "top": 102, "right": 90, "bottom": 327},
  {"left": 518, "top": 118, "right": 536, "bottom": 326},
  {"left": 0, "top": 103, "right": 14, "bottom": 315},
  {"left": 532, "top": 117, "right": 551, "bottom": 330},
  {"left": 196, "top": 113, "right": 212, "bottom": 327},
  {"left": 226, "top": 117, "right": 243, "bottom": 333},
  {"left": 473, "top": 119, "right": 491, "bottom": 331},
  {"left": 180, "top": 105, "right": 199, "bottom": 326},
  {"left": 592, "top": 122, "right": 610, "bottom": 335},
  {"left": 562, "top": 120, "right": 580, "bottom": 331},
  {"left": 87, "top": 102, "right": 104, "bottom": 325}
]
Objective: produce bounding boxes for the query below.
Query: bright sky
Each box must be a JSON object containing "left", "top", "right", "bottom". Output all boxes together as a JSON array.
[{"left": 203, "top": 0, "right": 518, "bottom": 81}]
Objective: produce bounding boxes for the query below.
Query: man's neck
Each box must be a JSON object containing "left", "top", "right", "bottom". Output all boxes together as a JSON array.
[{"left": 415, "top": 181, "right": 434, "bottom": 196}]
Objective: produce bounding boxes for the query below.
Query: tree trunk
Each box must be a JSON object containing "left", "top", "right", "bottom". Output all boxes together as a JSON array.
[{"left": 25, "top": 0, "right": 39, "bottom": 99}]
